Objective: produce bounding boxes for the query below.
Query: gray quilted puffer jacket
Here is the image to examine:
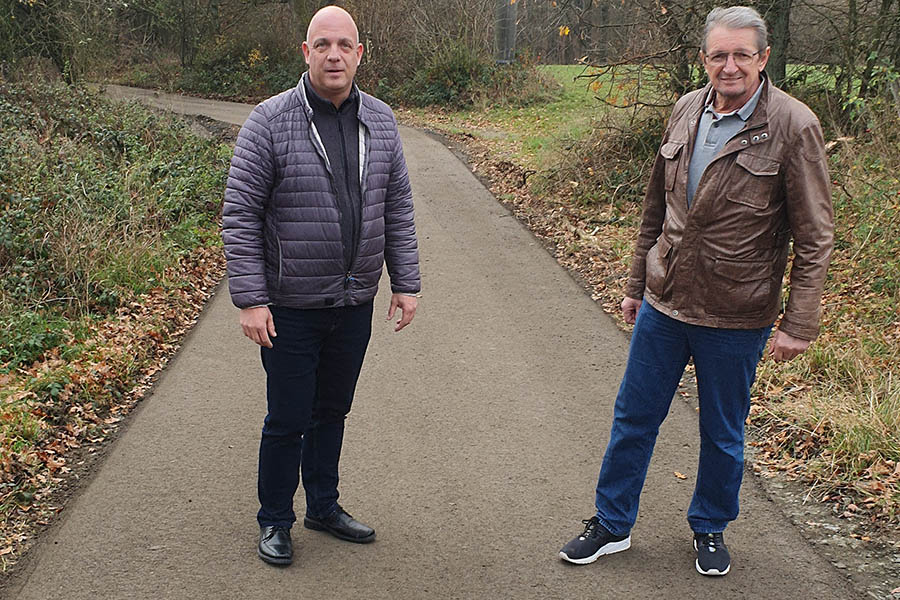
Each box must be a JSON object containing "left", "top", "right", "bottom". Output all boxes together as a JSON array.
[{"left": 223, "top": 75, "right": 420, "bottom": 309}]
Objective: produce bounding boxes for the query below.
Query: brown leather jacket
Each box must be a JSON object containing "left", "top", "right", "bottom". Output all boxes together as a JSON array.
[{"left": 626, "top": 79, "right": 834, "bottom": 340}]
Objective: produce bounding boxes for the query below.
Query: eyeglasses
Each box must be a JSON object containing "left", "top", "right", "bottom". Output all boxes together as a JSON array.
[{"left": 705, "top": 50, "right": 761, "bottom": 66}]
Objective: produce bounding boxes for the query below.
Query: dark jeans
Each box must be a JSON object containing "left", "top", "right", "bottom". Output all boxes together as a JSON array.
[
  {"left": 594, "top": 303, "right": 771, "bottom": 536},
  {"left": 257, "top": 301, "right": 373, "bottom": 528}
]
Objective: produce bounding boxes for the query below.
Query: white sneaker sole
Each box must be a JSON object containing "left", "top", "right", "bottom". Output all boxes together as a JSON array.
[
  {"left": 695, "top": 560, "right": 730, "bottom": 576},
  {"left": 693, "top": 538, "right": 730, "bottom": 576},
  {"left": 559, "top": 536, "right": 631, "bottom": 565}
]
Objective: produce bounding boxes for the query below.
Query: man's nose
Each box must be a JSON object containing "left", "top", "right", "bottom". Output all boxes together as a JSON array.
[{"left": 723, "top": 54, "right": 740, "bottom": 70}]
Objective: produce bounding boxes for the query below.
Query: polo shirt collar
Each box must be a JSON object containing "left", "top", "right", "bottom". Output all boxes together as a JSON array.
[{"left": 703, "top": 73, "right": 767, "bottom": 121}]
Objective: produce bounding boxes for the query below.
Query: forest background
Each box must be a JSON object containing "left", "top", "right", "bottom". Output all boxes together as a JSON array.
[{"left": 0, "top": 0, "right": 898, "bottom": 574}]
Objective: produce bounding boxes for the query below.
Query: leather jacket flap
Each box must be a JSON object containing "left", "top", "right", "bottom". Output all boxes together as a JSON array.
[
  {"left": 735, "top": 152, "right": 780, "bottom": 176},
  {"left": 655, "top": 233, "right": 673, "bottom": 256},
  {"left": 713, "top": 258, "right": 772, "bottom": 282},
  {"left": 660, "top": 141, "right": 684, "bottom": 160}
]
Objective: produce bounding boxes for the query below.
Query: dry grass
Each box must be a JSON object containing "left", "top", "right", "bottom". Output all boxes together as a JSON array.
[{"left": 751, "top": 135, "right": 900, "bottom": 526}]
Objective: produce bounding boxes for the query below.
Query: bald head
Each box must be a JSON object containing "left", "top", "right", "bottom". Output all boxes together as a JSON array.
[
  {"left": 302, "top": 5, "right": 364, "bottom": 107},
  {"left": 306, "top": 5, "right": 359, "bottom": 45}
]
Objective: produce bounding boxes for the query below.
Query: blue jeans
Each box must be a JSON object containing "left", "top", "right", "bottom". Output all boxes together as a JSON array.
[
  {"left": 594, "top": 303, "right": 771, "bottom": 535},
  {"left": 257, "top": 301, "right": 373, "bottom": 528}
]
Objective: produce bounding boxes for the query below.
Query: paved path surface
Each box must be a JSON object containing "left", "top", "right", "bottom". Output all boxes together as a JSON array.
[{"left": 4, "top": 86, "right": 856, "bottom": 599}]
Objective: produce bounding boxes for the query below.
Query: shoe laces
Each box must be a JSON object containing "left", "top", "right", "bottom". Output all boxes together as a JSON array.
[
  {"left": 697, "top": 532, "right": 725, "bottom": 552},
  {"left": 263, "top": 526, "right": 289, "bottom": 541},
  {"left": 580, "top": 517, "right": 600, "bottom": 539}
]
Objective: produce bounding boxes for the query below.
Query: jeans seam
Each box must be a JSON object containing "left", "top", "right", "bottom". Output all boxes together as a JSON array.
[{"left": 595, "top": 514, "right": 630, "bottom": 538}]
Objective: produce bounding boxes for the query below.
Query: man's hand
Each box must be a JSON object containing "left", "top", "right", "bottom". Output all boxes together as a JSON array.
[
  {"left": 768, "top": 329, "right": 811, "bottom": 362},
  {"left": 240, "top": 306, "right": 276, "bottom": 348},
  {"left": 388, "top": 294, "right": 417, "bottom": 332},
  {"left": 621, "top": 297, "right": 643, "bottom": 325}
]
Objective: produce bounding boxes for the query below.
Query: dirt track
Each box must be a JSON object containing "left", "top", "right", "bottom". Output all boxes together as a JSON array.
[{"left": 2, "top": 85, "right": 859, "bottom": 599}]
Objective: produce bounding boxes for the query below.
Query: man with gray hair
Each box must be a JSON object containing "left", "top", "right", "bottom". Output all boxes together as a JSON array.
[{"left": 560, "top": 6, "right": 833, "bottom": 576}]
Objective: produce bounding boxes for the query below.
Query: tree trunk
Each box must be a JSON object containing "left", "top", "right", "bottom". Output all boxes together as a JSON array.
[
  {"left": 494, "top": 0, "right": 517, "bottom": 63},
  {"left": 858, "top": 0, "right": 895, "bottom": 98},
  {"left": 595, "top": 0, "right": 609, "bottom": 62},
  {"left": 759, "top": 0, "right": 792, "bottom": 88}
]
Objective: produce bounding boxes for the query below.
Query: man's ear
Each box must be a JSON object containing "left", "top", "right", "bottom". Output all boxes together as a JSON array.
[
  {"left": 758, "top": 46, "right": 771, "bottom": 72},
  {"left": 302, "top": 41, "right": 311, "bottom": 65}
]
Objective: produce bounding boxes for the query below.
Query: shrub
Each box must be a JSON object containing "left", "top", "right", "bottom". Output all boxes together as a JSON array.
[
  {"left": 0, "top": 311, "right": 69, "bottom": 367},
  {"left": 473, "top": 54, "right": 560, "bottom": 109},
  {"left": 551, "top": 107, "right": 668, "bottom": 210},
  {"left": 398, "top": 43, "right": 558, "bottom": 109},
  {"left": 0, "top": 82, "right": 227, "bottom": 369},
  {"left": 400, "top": 42, "right": 491, "bottom": 107}
]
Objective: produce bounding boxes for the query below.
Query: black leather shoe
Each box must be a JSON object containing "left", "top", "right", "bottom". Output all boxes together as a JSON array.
[
  {"left": 304, "top": 507, "right": 376, "bottom": 543},
  {"left": 258, "top": 526, "right": 292, "bottom": 565}
]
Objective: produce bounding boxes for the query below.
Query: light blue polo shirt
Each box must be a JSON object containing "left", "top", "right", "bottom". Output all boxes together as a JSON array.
[{"left": 686, "top": 78, "right": 765, "bottom": 206}]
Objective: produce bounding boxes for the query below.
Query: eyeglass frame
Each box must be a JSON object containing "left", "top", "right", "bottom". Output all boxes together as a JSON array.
[{"left": 703, "top": 50, "right": 763, "bottom": 67}]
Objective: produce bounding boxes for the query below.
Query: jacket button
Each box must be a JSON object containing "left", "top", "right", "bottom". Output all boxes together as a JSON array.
[
  {"left": 761, "top": 132, "right": 768, "bottom": 139},
  {"left": 672, "top": 310, "right": 679, "bottom": 316},
  {"left": 741, "top": 139, "right": 748, "bottom": 145},
  {"left": 752, "top": 135, "right": 760, "bottom": 142}
]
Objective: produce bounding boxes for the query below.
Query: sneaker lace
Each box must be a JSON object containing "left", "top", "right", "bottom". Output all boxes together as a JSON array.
[
  {"left": 580, "top": 517, "right": 600, "bottom": 538},
  {"left": 699, "top": 532, "right": 725, "bottom": 552}
]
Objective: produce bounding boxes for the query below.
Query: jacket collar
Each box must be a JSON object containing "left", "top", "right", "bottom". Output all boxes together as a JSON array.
[
  {"left": 303, "top": 75, "right": 358, "bottom": 115},
  {"left": 297, "top": 72, "right": 375, "bottom": 128},
  {"left": 685, "top": 77, "right": 772, "bottom": 158},
  {"left": 703, "top": 72, "right": 766, "bottom": 121},
  {"left": 693, "top": 76, "right": 770, "bottom": 128}
]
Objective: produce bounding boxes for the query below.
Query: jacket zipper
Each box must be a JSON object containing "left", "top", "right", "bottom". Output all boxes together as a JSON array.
[
  {"left": 305, "top": 89, "right": 370, "bottom": 304},
  {"left": 308, "top": 118, "right": 352, "bottom": 284},
  {"left": 338, "top": 116, "right": 362, "bottom": 277},
  {"left": 342, "top": 117, "right": 369, "bottom": 298}
]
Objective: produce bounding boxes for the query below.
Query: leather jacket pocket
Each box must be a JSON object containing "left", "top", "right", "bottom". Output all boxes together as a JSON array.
[
  {"left": 707, "top": 258, "right": 773, "bottom": 316},
  {"left": 660, "top": 141, "right": 684, "bottom": 191},
  {"left": 645, "top": 234, "right": 673, "bottom": 299},
  {"left": 726, "top": 153, "right": 780, "bottom": 209}
]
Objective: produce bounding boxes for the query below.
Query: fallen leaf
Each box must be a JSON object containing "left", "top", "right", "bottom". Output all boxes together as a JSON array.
[{"left": 674, "top": 471, "right": 687, "bottom": 480}]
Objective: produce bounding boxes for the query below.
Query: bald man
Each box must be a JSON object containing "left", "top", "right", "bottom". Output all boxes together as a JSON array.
[{"left": 223, "top": 6, "right": 421, "bottom": 566}]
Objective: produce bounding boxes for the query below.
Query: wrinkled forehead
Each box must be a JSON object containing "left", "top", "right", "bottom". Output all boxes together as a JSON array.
[
  {"left": 306, "top": 12, "right": 359, "bottom": 45},
  {"left": 704, "top": 26, "right": 760, "bottom": 52}
]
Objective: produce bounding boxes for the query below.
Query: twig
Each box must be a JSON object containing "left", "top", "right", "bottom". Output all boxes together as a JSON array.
[
  {"left": 754, "top": 403, "right": 819, "bottom": 437},
  {"left": 848, "top": 204, "right": 889, "bottom": 263}
]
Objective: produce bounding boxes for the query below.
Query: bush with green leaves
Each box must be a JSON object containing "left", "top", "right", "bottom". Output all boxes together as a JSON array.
[
  {"left": 400, "top": 42, "right": 491, "bottom": 107},
  {"left": 399, "top": 43, "right": 557, "bottom": 109},
  {"left": 0, "top": 82, "right": 228, "bottom": 370}
]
